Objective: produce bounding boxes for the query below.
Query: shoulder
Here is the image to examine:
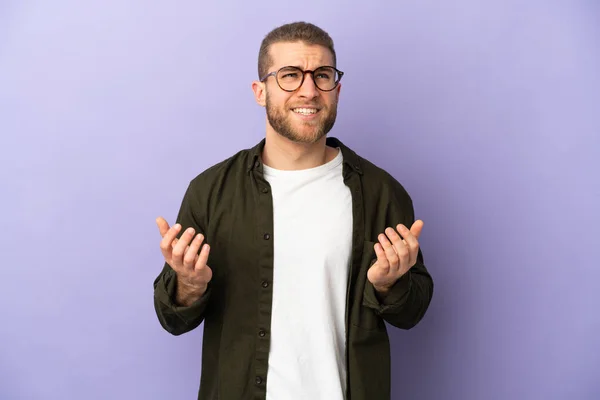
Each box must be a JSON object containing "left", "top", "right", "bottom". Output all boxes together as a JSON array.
[
  {"left": 361, "top": 155, "right": 414, "bottom": 206},
  {"left": 336, "top": 137, "right": 413, "bottom": 208},
  {"left": 351, "top": 150, "right": 417, "bottom": 225},
  {"left": 360, "top": 155, "right": 409, "bottom": 191},
  {"left": 330, "top": 136, "right": 413, "bottom": 205},
  {"left": 187, "top": 143, "right": 257, "bottom": 190}
]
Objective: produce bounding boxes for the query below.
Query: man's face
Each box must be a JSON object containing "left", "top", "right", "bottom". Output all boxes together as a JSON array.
[{"left": 260, "top": 41, "right": 341, "bottom": 144}]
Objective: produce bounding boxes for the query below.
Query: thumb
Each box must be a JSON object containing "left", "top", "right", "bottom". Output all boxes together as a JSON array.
[
  {"left": 156, "top": 217, "right": 170, "bottom": 237},
  {"left": 410, "top": 219, "right": 424, "bottom": 239}
]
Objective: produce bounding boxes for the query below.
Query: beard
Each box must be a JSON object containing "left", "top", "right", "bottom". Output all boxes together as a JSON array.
[{"left": 265, "top": 91, "right": 338, "bottom": 144}]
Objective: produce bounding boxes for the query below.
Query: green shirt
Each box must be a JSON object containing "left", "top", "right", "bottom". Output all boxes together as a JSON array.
[{"left": 153, "top": 136, "right": 434, "bottom": 400}]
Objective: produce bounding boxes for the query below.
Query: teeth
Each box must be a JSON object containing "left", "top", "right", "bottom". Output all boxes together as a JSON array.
[{"left": 293, "top": 108, "right": 318, "bottom": 115}]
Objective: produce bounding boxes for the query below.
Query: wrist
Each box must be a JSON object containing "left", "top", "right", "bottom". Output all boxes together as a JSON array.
[
  {"left": 373, "top": 283, "right": 392, "bottom": 294},
  {"left": 175, "top": 279, "right": 207, "bottom": 307}
]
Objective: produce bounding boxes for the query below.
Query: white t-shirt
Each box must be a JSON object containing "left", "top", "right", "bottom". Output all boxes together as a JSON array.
[{"left": 263, "top": 147, "right": 353, "bottom": 400}]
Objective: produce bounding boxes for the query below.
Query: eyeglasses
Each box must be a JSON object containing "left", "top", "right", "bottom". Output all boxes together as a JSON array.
[{"left": 260, "top": 65, "right": 344, "bottom": 92}]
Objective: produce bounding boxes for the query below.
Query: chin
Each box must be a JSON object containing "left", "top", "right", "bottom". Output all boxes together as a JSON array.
[{"left": 297, "top": 130, "right": 326, "bottom": 144}]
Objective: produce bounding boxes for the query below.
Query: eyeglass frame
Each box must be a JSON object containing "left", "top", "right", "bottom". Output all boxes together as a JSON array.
[{"left": 259, "top": 65, "right": 344, "bottom": 92}]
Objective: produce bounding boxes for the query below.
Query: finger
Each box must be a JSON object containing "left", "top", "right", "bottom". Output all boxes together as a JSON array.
[
  {"left": 156, "top": 217, "right": 170, "bottom": 237},
  {"left": 172, "top": 227, "right": 196, "bottom": 269},
  {"left": 385, "top": 226, "right": 409, "bottom": 252},
  {"left": 394, "top": 224, "right": 417, "bottom": 250},
  {"left": 373, "top": 242, "right": 390, "bottom": 270},
  {"left": 159, "top": 223, "right": 182, "bottom": 259},
  {"left": 378, "top": 232, "right": 400, "bottom": 272},
  {"left": 169, "top": 239, "right": 190, "bottom": 261},
  {"left": 396, "top": 223, "right": 420, "bottom": 265},
  {"left": 183, "top": 233, "right": 204, "bottom": 268},
  {"left": 195, "top": 243, "right": 211, "bottom": 271},
  {"left": 409, "top": 219, "right": 424, "bottom": 239},
  {"left": 170, "top": 238, "right": 191, "bottom": 254}
]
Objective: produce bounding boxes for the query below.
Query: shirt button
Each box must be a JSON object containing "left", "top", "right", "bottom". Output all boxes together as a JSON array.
[
  {"left": 261, "top": 187, "right": 269, "bottom": 194},
  {"left": 255, "top": 376, "right": 263, "bottom": 385},
  {"left": 263, "top": 233, "right": 270, "bottom": 240},
  {"left": 258, "top": 329, "right": 266, "bottom": 337},
  {"left": 261, "top": 281, "right": 269, "bottom": 288}
]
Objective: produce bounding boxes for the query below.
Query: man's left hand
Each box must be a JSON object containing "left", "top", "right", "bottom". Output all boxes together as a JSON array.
[{"left": 367, "top": 220, "right": 424, "bottom": 293}]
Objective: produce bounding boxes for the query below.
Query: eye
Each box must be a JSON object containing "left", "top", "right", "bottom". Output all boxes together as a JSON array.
[{"left": 315, "top": 67, "right": 335, "bottom": 80}]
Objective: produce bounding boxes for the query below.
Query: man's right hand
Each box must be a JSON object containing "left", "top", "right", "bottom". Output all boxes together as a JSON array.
[{"left": 156, "top": 217, "right": 213, "bottom": 306}]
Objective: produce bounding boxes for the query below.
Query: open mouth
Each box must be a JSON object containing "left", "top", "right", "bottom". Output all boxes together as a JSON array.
[{"left": 291, "top": 107, "right": 320, "bottom": 117}]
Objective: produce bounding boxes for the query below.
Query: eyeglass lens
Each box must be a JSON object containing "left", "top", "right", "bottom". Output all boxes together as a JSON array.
[{"left": 276, "top": 66, "right": 340, "bottom": 91}]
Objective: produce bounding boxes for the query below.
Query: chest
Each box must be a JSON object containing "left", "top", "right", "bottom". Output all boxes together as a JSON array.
[{"left": 269, "top": 175, "right": 353, "bottom": 255}]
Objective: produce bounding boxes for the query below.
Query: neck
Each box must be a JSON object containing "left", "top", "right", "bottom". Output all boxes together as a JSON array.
[{"left": 261, "top": 128, "right": 337, "bottom": 171}]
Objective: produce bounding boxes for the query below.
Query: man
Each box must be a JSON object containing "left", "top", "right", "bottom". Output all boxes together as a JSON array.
[{"left": 153, "top": 21, "right": 434, "bottom": 400}]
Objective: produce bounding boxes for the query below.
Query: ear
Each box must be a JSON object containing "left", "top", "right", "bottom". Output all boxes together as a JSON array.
[{"left": 252, "top": 80, "right": 266, "bottom": 107}]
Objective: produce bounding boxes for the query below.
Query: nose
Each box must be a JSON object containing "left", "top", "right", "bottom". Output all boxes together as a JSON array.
[{"left": 296, "top": 72, "right": 319, "bottom": 98}]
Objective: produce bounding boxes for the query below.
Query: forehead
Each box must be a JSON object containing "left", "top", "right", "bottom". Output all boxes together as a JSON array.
[{"left": 268, "top": 41, "right": 334, "bottom": 70}]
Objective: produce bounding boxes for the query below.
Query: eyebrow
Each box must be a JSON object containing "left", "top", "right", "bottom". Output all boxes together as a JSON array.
[{"left": 281, "top": 65, "right": 328, "bottom": 70}]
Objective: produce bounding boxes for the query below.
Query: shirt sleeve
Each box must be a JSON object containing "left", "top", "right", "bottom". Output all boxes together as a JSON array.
[
  {"left": 362, "top": 180, "right": 434, "bottom": 330},
  {"left": 153, "top": 179, "right": 211, "bottom": 335},
  {"left": 154, "top": 266, "right": 212, "bottom": 335}
]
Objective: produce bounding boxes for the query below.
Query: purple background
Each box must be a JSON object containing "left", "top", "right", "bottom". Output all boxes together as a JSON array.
[{"left": 1, "top": 1, "right": 599, "bottom": 399}]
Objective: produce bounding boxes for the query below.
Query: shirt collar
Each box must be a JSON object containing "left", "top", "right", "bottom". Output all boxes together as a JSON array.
[{"left": 247, "top": 136, "right": 363, "bottom": 175}]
